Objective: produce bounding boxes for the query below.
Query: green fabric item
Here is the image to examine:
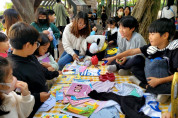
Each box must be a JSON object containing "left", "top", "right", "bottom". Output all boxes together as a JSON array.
[
  {"left": 53, "top": 3, "right": 68, "bottom": 27},
  {"left": 129, "top": 88, "right": 141, "bottom": 97}
]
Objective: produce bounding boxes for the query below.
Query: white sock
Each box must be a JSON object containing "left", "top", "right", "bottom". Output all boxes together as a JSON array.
[{"left": 107, "top": 65, "right": 117, "bottom": 72}]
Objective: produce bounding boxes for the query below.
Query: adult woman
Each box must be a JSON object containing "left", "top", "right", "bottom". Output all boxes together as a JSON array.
[
  {"left": 58, "top": 11, "right": 90, "bottom": 71},
  {"left": 124, "top": 6, "right": 131, "bottom": 16},
  {"left": 115, "top": 7, "right": 124, "bottom": 24},
  {"left": 3, "top": 9, "right": 22, "bottom": 35},
  {"left": 31, "top": 8, "right": 60, "bottom": 58}
]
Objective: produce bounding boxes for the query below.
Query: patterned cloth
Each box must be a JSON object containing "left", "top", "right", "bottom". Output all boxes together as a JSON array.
[{"left": 34, "top": 62, "right": 170, "bottom": 118}]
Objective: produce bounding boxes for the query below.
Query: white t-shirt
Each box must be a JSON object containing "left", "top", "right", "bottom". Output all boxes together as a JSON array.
[{"left": 162, "top": 5, "right": 177, "bottom": 19}]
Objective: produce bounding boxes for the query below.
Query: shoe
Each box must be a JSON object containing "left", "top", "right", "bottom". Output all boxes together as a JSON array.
[
  {"left": 156, "top": 94, "right": 170, "bottom": 104},
  {"left": 129, "top": 76, "right": 141, "bottom": 86},
  {"left": 107, "top": 65, "right": 117, "bottom": 73},
  {"left": 118, "top": 69, "right": 131, "bottom": 76}
]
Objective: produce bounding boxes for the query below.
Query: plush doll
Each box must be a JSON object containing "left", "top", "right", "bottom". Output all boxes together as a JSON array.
[{"left": 80, "top": 35, "right": 108, "bottom": 60}]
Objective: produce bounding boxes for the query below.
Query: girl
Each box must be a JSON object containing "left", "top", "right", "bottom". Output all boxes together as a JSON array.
[
  {"left": 0, "top": 57, "right": 34, "bottom": 118},
  {"left": 124, "top": 6, "right": 131, "bottom": 16},
  {"left": 31, "top": 8, "right": 60, "bottom": 58},
  {"left": 58, "top": 11, "right": 90, "bottom": 71},
  {"left": 115, "top": 7, "right": 124, "bottom": 24},
  {"left": 34, "top": 33, "right": 59, "bottom": 71},
  {"left": 106, "top": 17, "right": 118, "bottom": 47},
  {"left": 0, "top": 32, "right": 9, "bottom": 58},
  {"left": 3, "top": 9, "right": 22, "bottom": 35}
]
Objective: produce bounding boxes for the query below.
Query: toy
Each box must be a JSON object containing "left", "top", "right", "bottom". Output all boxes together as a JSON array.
[
  {"left": 99, "top": 72, "right": 115, "bottom": 82},
  {"left": 91, "top": 55, "right": 98, "bottom": 65},
  {"left": 102, "top": 60, "right": 108, "bottom": 66}
]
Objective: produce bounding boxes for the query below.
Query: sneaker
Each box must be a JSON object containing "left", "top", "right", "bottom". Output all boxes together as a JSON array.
[
  {"left": 107, "top": 65, "right": 117, "bottom": 73},
  {"left": 129, "top": 76, "right": 141, "bottom": 86},
  {"left": 156, "top": 94, "right": 170, "bottom": 104},
  {"left": 118, "top": 69, "right": 131, "bottom": 76}
]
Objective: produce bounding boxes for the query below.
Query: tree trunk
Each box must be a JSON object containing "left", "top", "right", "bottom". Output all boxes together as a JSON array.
[
  {"left": 106, "top": 0, "right": 112, "bottom": 17},
  {"left": 11, "top": 0, "right": 42, "bottom": 24},
  {"left": 131, "top": 0, "right": 161, "bottom": 42}
]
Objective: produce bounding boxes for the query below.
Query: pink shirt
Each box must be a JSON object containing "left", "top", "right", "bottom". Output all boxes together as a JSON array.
[{"left": 0, "top": 52, "right": 8, "bottom": 58}]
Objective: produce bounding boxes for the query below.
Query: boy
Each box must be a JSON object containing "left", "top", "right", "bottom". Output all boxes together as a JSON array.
[
  {"left": 46, "top": 9, "right": 56, "bottom": 23},
  {"left": 105, "top": 18, "right": 178, "bottom": 103},
  {"left": 105, "top": 16, "right": 146, "bottom": 76},
  {"left": 8, "top": 22, "right": 60, "bottom": 117}
]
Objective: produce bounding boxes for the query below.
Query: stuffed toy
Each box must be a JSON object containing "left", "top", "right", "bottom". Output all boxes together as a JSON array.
[{"left": 80, "top": 35, "right": 108, "bottom": 60}]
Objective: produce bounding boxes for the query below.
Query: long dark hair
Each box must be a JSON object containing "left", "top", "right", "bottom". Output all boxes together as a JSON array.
[
  {"left": 34, "top": 33, "right": 50, "bottom": 56},
  {"left": 71, "top": 11, "right": 90, "bottom": 38},
  {"left": 167, "top": 0, "right": 174, "bottom": 9},
  {"left": 0, "top": 57, "right": 11, "bottom": 116},
  {"left": 35, "top": 8, "right": 50, "bottom": 26},
  {"left": 3, "top": 9, "right": 22, "bottom": 35}
]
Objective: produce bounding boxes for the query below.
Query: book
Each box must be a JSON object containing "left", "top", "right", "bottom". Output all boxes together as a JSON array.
[
  {"left": 62, "top": 102, "right": 99, "bottom": 117},
  {"left": 66, "top": 83, "right": 92, "bottom": 98},
  {"left": 41, "top": 113, "right": 72, "bottom": 118},
  {"left": 66, "top": 96, "right": 92, "bottom": 106},
  {"left": 37, "top": 52, "right": 50, "bottom": 63}
]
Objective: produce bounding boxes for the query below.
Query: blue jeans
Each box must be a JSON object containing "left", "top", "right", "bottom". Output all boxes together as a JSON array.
[{"left": 58, "top": 50, "right": 79, "bottom": 71}]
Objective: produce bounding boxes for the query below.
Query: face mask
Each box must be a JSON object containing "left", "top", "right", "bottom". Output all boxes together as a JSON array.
[
  {"left": 0, "top": 77, "right": 17, "bottom": 94},
  {"left": 118, "top": 12, "right": 123, "bottom": 16},
  {"left": 39, "top": 19, "right": 47, "bottom": 24}
]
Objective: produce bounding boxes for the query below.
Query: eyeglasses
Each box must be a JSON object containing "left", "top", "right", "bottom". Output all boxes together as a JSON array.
[{"left": 35, "top": 42, "right": 40, "bottom": 48}]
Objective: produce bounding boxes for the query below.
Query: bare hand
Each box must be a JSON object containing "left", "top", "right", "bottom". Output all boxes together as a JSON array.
[
  {"left": 58, "top": 71, "right": 62, "bottom": 75},
  {"left": 16, "top": 81, "right": 30, "bottom": 96},
  {"left": 92, "top": 26, "right": 97, "bottom": 32},
  {"left": 147, "top": 77, "right": 160, "bottom": 88},
  {"left": 47, "top": 67, "right": 55, "bottom": 71},
  {"left": 42, "top": 62, "right": 52, "bottom": 68},
  {"left": 108, "top": 40, "right": 114, "bottom": 45},
  {"left": 48, "top": 35, "right": 53, "bottom": 41},
  {"left": 72, "top": 54, "right": 79, "bottom": 61},
  {"left": 102, "top": 57, "right": 115, "bottom": 65},
  {"left": 40, "top": 92, "right": 50, "bottom": 102},
  {"left": 43, "top": 30, "right": 50, "bottom": 35},
  {"left": 116, "top": 57, "right": 127, "bottom": 65},
  {"left": 162, "top": 112, "right": 171, "bottom": 118}
]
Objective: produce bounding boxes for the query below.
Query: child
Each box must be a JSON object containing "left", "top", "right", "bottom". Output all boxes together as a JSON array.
[
  {"left": 92, "top": 9, "right": 97, "bottom": 24},
  {"left": 0, "top": 32, "right": 9, "bottom": 58},
  {"left": 105, "top": 16, "right": 146, "bottom": 76},
  {"left": 46, "top": 9, "right": 56, "bottom": 23},
  {"left": 31, "top": 8, "right": 60, "bottom": 59},
  {"left": 115, "top": 6, "right": 124, "bottom": 24},
  {"left": 104, "top": 18, "right": 178, "bottom": 103},
  {"left": 8, "top": 22, "right": 60, "bottom": 117},
  {"left": 0, "top": 56, "right": 34, "bottom": 117},
  {"left": 90, "top": 22, "right": 97, "bottom": 35},
  {"left": 106, "top": 17, "right": 118, "bottom": 47},
  {"left": 34, "top": 33, "right": 59, "bottom": 71}
]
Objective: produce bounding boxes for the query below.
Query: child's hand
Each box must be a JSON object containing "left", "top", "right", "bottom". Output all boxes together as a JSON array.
[
  {"left": 162, "top": 112, "right": 171, "bottom": 118},
  {"left": 16, "top": 81, "right": 30, "bottom": 96},
  {"left": 40, "top": 92, "right": 50, "bottom": 102},
  {"left": 147, "top": 77, "right": 160, "bottom": 88},
  {"left": 43, "top": 30, "right": 50, "bottom": 35},
  {"left": 92, "top": 26, "right": 97, "bottom": 32},
  {"left": 108, "top": 41, "right": 114, "bottom": 45},
  {"left": 48, "top": 35, "right": 53, "bottom": 41},
  {"left": 102, "top": 57, "right": 115, "bottom": 65},
  {"left": 47, "top": 67, "right": 55, "bottom": 71},
  {"left": 116, "top": 57, "right": 126, "bottom": 65},
  {"left": 42, "top": 62, "right": 52, "bottom": 68}
]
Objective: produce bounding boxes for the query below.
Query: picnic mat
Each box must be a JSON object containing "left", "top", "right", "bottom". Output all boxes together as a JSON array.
[{"left": 34, "top": 61, "right": 170, "bottom": 118}]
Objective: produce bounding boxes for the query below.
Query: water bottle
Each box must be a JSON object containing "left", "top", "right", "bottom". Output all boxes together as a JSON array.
[{"left": 54, "top": 48, "right": 58, "bottom": 60}]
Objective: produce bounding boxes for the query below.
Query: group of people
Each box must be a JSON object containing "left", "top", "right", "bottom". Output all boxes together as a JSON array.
[{"left": 0, "top": 0, "right": 177, "bottom": 117}]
